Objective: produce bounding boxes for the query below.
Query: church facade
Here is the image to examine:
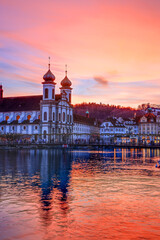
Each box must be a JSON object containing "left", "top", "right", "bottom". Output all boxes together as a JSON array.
[{"left": 0, "top": 63, "right": 73, "bottom": 143}]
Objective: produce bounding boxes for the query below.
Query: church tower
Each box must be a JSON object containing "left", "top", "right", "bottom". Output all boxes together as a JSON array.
[
  {"left": 42, "top": 57, "right": 56, "bottom": 101},
  {"left": 41, "top": 58, "right": 56, "bottom": 143},
  {"left": 60, "top": 65, "right": 72, "bottom": 104}
]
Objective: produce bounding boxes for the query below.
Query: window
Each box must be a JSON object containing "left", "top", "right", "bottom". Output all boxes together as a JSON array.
[
  {"left": 23, "top": 126, "right": 26, "bottom": 130},
  {"left": 38, "top": 115, "right": 40, "bottom": 120},
  {"left": 45, "top": 88, "right": 48, "bottom": 98},
  {"left": 69, "top": 93, "right": 71, "bottom": 103},
  {"left": 12, "top": 126, "right": 14, "bottom": 130},
  {"left": 70, "top": 115, "right": 72, "bottom": 123},
  {"left": 52, "top": 112, "right": 55, "bottom": 121},
  {"left": 67, "top": 114, "right": 69, "bottom": 122},
  {"left": 44, "top": 112, "right": 47, "bottom": 121},
  {"left": 63, "top": 112, "right": 65, "bottom": 122},
  {"left": 43, "top": 130, "right": 47, "bottom": 139},
  {"left": 6, "top": 116, "right": 9, "bottom": 121},
  {"left": 59, "top": 113, "right": 61, "bottom": 121},
  {"left": 27, "top": 115, "right": 31, "bottom": 120},
  {"left": 1, "top": 127, "right": 3, "bottom": 131},
  {"left": 35, "top": 126, "right": 38, "bottom": 130},
  {"left": 52, "top": 89, "right": 54, "bottom": 99}
]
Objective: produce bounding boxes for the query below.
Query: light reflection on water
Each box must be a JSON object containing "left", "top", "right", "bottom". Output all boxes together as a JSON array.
[{"left": 0, "top": 148, "right": 160, "bottom": 239}]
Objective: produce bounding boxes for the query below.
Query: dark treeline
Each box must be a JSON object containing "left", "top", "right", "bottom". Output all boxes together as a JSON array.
[{"left": 74, "top": 102, "right": 144, "bottom": 122}]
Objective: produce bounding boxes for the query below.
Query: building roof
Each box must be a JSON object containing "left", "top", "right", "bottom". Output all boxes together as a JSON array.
[
  {"left": 0, "top": 94, "right": 63, "bottom": 112},
  {"left": 0, "top": 95, "right": 42, "bottom": 112},
  {"left": 73, "top": 114, "right": 98, "bottom": 126},
  {"left": 139, "top": 112, "right": 157, "bottom": 123},
  {"left": 60, "top": 76, "right": 72, "bottom": 89},
  {"left": 60, "top": 68, "right": 72, "bottom": 89},
  {"left": 43, "top": 63, "right": 56, "bottom": 83},
  {"left": 103, "top": 118, "right": 125, "bottom": 128}
]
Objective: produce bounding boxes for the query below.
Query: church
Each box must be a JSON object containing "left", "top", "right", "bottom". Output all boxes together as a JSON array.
[{"left": 0, "top": 62, "right": 73, "bottom": 143}]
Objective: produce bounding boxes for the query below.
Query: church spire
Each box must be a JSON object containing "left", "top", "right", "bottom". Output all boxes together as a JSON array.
[
  {"left": 48, "top": 56, "right": 50, "bottom": 70},
  {"left": 65, "top": 64, "right": 67, "bottom": 77}
]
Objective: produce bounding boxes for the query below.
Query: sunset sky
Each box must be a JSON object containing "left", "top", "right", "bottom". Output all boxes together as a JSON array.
[{"left": 0, "top": 0, "right": 160, "bottom": 107}]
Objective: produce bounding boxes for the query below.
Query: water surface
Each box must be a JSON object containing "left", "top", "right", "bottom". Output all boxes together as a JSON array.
[{"left": 0, "top": 148, "right": 160, "bottom": 239}]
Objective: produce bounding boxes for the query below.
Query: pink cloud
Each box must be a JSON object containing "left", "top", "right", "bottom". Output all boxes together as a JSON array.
[{"left": 0, "top": 0, "right": 160, "bottom": 107}]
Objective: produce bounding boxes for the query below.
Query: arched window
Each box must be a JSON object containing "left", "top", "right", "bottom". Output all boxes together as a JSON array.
[
  {"left": 69, "top": 93, "right": 71, "bottom": 103},
  {"left": 52, "top": 112, "right": 55, "bottom": 121},
  {"left": 44, "top": 112, "right": 47, "bottom": 121},
  {"left": 63, "top": 112, "right": 65, "bottom": 122},
  {"left": 6, "top": 116, "right": 9, "bottom": 121},
  {"left": 27, "top": 115, "right": 31, "bottom": 120},
  {"left": 52, "top": 89, "right": 54, "bottom": 99},
  {"left": 45, "top": 88, "right": 48, "bottom": 98},
  {"left": 16, "top": 115, "right": 20, "bottom": 120},
  {"left": 70, "top": 115, "right": 72, "bottom": 123}
]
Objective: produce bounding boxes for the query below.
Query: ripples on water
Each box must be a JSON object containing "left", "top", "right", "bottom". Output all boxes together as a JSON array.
[{"left": 0, "top": 148, "right": 160, "bottom": 240}]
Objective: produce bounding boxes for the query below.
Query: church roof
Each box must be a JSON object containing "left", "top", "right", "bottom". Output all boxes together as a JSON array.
[
  {"left": 43, "top": 69, "right": 56, "bottom": 83},
  {"left": 60, "top": 76, "right": 72, "bottom": 89},
  {"left": 0, "top": 95, "right": 42, "bottom": 112},
  {"left": 60, "top": 67, "right": 72, "bottom": 89},
  {"left": 0, "top": 94, "right": 63, "bottom": 112}
]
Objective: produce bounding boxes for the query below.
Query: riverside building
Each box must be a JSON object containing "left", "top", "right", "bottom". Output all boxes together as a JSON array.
[
  {"left": 0, "top": 63, "right": 100, "bottom": 144},
  {"left": 0, "top": 63, "right": 73, "bottom": 143},
  {"left": 138, "top": 110, "right": 160, "bottom": 144}
]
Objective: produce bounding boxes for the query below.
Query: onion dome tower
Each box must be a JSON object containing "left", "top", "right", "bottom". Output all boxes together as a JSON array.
[
  {"left": 42, "top": 57, "right": 56, "bottom": 100},
  {"left": 60, "top": 65, "right": 72, "bottom": 103}
]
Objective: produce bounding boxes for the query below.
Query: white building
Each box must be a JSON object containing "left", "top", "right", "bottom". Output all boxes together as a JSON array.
[
  {"left": 138, "top": 111, "right": 160, "bottom": 144},
  {"left": 0, "top": 63, "right": 101, "bottom": 144},
  {"left": 0, "top": 63, "right": 73, "bottom": 143},
  {"left": 100, "top": 118, "right": 126, "bottom": 144},
  {"left": 117, "top": 117, "right": 139, "bottom": 143},
  {"left": 73, "top": 113, "right": 99, "bottom": 143}
]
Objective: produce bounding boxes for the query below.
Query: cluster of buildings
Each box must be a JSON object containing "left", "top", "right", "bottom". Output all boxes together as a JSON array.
[
  {"left": 0, "top": 63, "right": 99, "bottom": 144},
  {"left": 100, "top": 112, "right": 160, "bottom": 145},
  {"left": 0, "top": 63, "right": 160, "bottom": 145}
]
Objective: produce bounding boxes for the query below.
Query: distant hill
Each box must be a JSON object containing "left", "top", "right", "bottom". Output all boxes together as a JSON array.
[{"left": 73, "top": 102, "right": 144, "bottom": 123}]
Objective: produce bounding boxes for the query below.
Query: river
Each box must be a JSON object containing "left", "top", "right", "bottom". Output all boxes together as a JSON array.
[{"left": 0, "top": 148, "right": 160, "bottom": 239}]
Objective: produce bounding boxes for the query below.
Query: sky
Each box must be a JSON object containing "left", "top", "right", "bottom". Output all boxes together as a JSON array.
[{"left": 0, "top": 0, "right": 160, "bottom": 108}]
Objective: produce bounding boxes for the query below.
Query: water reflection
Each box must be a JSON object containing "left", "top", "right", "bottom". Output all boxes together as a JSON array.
[{"left": 0, "top": 148, "right": 160, "bottom": 239}]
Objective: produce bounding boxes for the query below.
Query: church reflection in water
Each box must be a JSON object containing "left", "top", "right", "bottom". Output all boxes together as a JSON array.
[{"left": 0, "top": 149, "right": 73, "bottom": 226}]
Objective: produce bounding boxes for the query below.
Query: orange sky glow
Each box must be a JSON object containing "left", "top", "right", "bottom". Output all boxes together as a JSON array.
[{"left": 0, "top": 0, "right": 160, "bottom": 107}]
